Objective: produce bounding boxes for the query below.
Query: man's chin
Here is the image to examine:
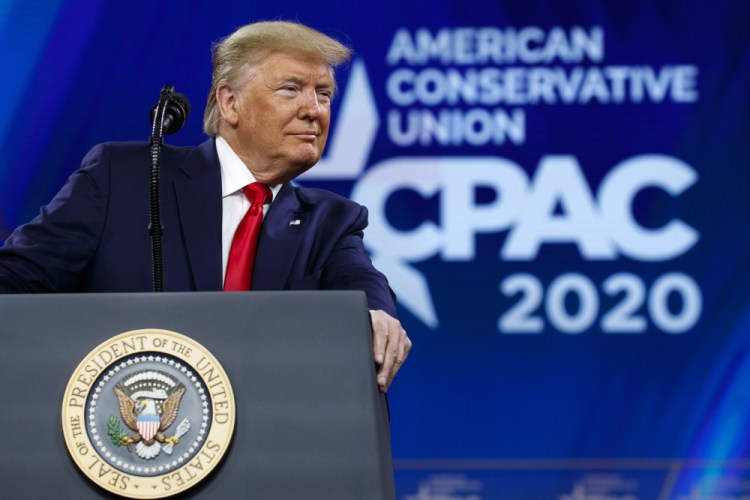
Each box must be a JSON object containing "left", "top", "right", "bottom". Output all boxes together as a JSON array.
[
  {"left": 269, "top": 159, "right": 318, "bottom": 184},
  {"left": 293, "top": 151, "right": 322, "bottom": 171}
]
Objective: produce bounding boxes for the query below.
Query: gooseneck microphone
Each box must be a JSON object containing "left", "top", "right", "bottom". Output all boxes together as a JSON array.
[
  {"left": 148, "top": 84, "right": 191, "bottom": 292},
  {"left": 150, "top": 90, "right": 191, "bottom": 135}
]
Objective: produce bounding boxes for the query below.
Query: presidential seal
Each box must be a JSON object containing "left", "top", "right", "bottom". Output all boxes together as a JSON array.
[{"left": 62, "top": 329, "right": 235, "bottom": 498}]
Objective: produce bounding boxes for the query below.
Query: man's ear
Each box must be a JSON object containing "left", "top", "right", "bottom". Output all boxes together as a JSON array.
[{"left": 216, "top": 85, "right": 240, "bottom": 127}]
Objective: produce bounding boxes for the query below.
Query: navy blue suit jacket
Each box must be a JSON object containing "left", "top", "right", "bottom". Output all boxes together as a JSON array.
[{"left": 0, "top": 139, "right": 396, "bottom": 315}]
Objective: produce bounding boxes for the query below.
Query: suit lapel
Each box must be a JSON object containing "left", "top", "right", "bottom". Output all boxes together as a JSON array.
[
  {"left": 173, "top": 139, "right": 223, "bottom": 291},
  {"left": 253, "top": 182, "right": 308, "bottom": 290}
]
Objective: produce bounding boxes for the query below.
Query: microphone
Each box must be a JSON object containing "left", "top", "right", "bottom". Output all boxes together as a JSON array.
[
  {"left": 148, "top": 84, "right": 190, "bottom": 292},
  {"left": 150, "top": 91, "right": 191, "bottom": 135}
]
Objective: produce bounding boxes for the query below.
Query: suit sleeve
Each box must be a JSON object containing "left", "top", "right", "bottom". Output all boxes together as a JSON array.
[
  {"left": 0, "top": 144, "right": 110, "bottom": 292},
  {"left": 319, "top": 204, "right": 398, "bottom": 317}
]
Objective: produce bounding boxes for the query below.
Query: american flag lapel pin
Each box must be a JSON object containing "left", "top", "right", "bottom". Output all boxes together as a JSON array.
[{"left": 288, "top": 219, "right": 302, "bottom": 227}]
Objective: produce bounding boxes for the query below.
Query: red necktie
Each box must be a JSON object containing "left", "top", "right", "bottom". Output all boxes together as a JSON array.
[{"left": 224, "top": 182, "right": 272, "bottom": 291}]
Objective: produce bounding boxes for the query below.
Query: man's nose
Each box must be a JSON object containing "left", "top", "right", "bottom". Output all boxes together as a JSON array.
[{"left": 298, "top": 89, "right": 323, "bottom": 120}]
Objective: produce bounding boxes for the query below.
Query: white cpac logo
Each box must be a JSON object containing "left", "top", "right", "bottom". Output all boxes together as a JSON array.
[{"left": 302, "top": 60, "right": 699, "bottom": 329}]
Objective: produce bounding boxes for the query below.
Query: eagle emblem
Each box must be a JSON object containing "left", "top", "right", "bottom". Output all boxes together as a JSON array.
[{"left": 109, "top": 370, "right": 191, "bottom": 460}]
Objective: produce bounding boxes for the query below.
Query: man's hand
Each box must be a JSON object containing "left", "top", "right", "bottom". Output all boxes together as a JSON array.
[{"left": 370, "top": 310, "right": 412, "bottom": 393}]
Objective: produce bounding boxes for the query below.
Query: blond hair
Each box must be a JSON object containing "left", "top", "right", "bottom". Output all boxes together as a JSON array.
[{"left": 203, "top": 21, "right": 352, "bottom": 136}]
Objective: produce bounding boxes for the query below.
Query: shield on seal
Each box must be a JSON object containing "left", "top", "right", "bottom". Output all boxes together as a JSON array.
[{"left": 137, "top": 414, "right": 160, "bottom": 441}]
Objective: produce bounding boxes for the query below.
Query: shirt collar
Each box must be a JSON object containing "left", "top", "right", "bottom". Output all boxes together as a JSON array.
[{"left": 216, "top": 135, "right": 281, "bottom": 201}]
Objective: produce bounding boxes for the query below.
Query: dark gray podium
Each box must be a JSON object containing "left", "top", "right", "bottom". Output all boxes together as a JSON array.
[{"left": 0, "top": 292, "right": 395, "bottom": 499}]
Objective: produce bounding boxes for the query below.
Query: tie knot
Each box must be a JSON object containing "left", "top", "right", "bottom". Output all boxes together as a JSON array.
[{"left": 242, "top": 182, "right": 272, "bottom": 205}]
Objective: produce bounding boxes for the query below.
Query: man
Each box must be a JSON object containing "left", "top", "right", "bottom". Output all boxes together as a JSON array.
[{"left": 0, "top": 21, "right": 410, "bottom": 392}]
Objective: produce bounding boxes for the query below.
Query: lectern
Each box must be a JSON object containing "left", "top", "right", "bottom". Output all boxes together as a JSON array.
[{"left": 0, "top": 291, "right": 395, "bottom": 499}]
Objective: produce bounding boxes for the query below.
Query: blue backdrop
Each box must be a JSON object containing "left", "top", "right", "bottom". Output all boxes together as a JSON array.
[{"left": 2, "top": 0, "right": 750, "bottom": 497}]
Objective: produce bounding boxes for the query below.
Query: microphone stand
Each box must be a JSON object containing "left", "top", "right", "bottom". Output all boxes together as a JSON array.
[{"left": 148, "top": 84, "right": 174, "bottom": 292}]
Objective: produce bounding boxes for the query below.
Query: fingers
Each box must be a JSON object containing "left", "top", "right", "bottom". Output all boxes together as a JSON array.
[
  {"left": 370, "top": 310, "right": 412, "bottom": 393},
  {"left": 371, "top": 310, "right": 389, "bottom": 366},
  {"left": 379, "top": 327, "right": 411, "bottom": 392}
]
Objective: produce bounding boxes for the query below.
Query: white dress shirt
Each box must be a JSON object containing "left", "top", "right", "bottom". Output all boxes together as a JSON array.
[{"left": 216, "top": 136, "right": 281, "bottom": 286}]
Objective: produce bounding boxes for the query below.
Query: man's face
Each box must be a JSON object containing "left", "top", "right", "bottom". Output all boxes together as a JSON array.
[{"left": 221, "top": 51, "right": 335, "bottom": 184}]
